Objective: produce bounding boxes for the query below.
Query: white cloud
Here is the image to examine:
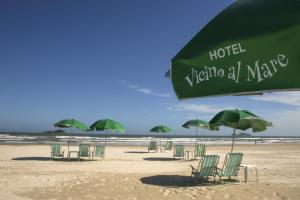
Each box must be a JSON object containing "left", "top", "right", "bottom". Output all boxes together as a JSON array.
[
  {"left": 120, "top": 80, "right": 171, "bottom": 98},
  {"left": 265, "top": 108, "right": 300, "bottom": 136},
  {"left": 137, "top": 88, "right": 152, "bottom": 95},
  {"left": 168, "top": 103, "right": 230, "bottom": 114},
  {"left": 250, "top": 91, "right": 300, "bottom": 107}
]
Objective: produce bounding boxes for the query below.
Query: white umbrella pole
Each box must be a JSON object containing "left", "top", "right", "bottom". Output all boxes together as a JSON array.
[
  {"left": 231, "top": 128, "right": 236, "bottom": 153},
  {"left": 194, "top": 126, "right": 199, "bottom": 150}
]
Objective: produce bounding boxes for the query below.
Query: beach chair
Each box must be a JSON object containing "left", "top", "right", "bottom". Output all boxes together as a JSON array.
[
  {"left": 173, "top": 144, "right": 184, "bottom": 158},
  {"left": 79, "top": 144, "right": 91, "bottom": 160},
  {"left": 194, "top": 144, "right": 206, "bottom": 158},
  {"left": 92, "top": 144, "right": 105, "bottom": 160},
  {"left": 190, "top": 155, "right": 220, "bottom": 182},
  {"left": 50, "top": 143, "right": 64, "bottom": 160},
  {"left": 148, "top": 141, "right": 158, "bottom": 152},
  {"left": 164, "top": 141, "right": 173, "bottom": 151},
  {"left": 217, "top": 153, "right": 243, "bottom": 182}
]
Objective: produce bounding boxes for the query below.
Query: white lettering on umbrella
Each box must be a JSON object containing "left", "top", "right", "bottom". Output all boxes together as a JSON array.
[
  {"left": 209, "top": 43, "right": 247, "bottom": 61},
  {"left": 184, "top": 53, "right": 289, "bottom": 87}
]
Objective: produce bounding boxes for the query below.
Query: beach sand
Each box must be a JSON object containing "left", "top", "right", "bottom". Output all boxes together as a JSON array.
[{"left": 0, "top": 143, "right": 300, "bottom": 200}]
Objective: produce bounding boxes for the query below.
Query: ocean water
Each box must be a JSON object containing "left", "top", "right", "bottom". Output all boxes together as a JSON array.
[{"left": 0, "top": 134, "right": 300, "bottom": 146}]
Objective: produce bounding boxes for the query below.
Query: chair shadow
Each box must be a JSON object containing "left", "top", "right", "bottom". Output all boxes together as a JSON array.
[
  {"left": 12, "top": 157, "right": 50, "bottom": 161},
  {"left": 140, "top": 175, "right": 218, "bottom": 187},
  {"left": 143, "top": 157, "right": 180, "bottom": 161},
  {"left": 221, "top": 178, "right": 240, "bottom": 183},
  {"left": 124, "top": 151, "right": 148, "bottom": 154},
  {"left": 12, "top": 157, "right": 96, "bottom": 162}
]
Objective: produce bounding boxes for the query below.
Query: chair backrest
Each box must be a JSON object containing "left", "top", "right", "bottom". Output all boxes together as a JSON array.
[
  {"left": 174, "top": 144, "right": 184, "bottom": 157},
  {"left": 164, "top": 141, "right": 173, "bottom": 150},
  {"left": 195, "top": 144, "right": 206, "bottom": 157},
  {"left": 94, "top": 145, "right": 105, "bottom": 157},
  {"left": 79, "top": 144, "right": 90, "bottom": 157},
  {"left": 51, "top": 143, "right": 61, "bottom": 157},
  {"left": 149, "top": 141, "right": 157, "bottom": 150},
  {"left": 221, "top": 153, "right": 243, "bottom": 176},
  {"left": 196, "top": 155, "right": 220, "bottom": 177}
]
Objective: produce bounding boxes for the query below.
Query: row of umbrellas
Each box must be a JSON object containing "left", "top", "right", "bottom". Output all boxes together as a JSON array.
[
  {"left": 144, "top": 109, "right": 272, "bottom": 153},
  {"left": 54, "top": 109, "right": 273, "bottom": 153},
  {"left": 55, "top": 119, "right": 126, "bottom": 133}
]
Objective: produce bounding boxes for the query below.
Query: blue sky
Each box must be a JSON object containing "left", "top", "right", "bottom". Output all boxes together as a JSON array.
[{"left": 1, "top": 0, "right": 300, "bottom": 136}]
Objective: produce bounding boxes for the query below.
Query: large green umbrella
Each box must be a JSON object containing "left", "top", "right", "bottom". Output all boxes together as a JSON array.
[
  {"left": 168, "top": 0, "right": 300, "bottom": 99},
  {"left": 182, "top": 119, "right": 218, "bottom": 148},
  {"left": 209, "top": 109, "right": 272, "bottom": 152},
  {"left": 54, "top": 119, "right": 89, "bottom": 153},
  {"left": 150, "top": 125, "right": 173, "bottom": 151},
  {"left": 90, "top": 119, "right": 125, "bottom": 145}
]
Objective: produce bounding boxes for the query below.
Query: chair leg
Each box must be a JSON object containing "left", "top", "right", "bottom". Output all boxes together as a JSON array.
[{"left": 255, "top": 167, "right": 259, "bottom": 182}]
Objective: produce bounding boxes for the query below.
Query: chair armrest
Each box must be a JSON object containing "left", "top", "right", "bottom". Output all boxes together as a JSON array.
[{"left": 189, "top": 165, "right": 197, "bottom": 172}]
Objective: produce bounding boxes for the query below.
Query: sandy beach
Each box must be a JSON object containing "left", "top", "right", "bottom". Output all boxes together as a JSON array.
[{"left": 0, "top": 143, "right": 300, "bottom": 200}]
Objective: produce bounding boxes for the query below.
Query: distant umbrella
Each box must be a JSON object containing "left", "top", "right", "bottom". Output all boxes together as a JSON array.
[
  {"left": 90, "top": 119, "right": 125, "bottom": 145},
  {"left": 90, "top": 119, "right": 125, "bottom": 133},
  {"left": 55, "top": 119, "right": 89, "bottom": 131},
  {"left": 150, "top": 125, "right": 173, "bottom": 133},
  {"left": 209, "top": 109, "right": 272, "bottom": 152},
  {"left": 150, "top": 125, "right": 173, "bottom": 150},
  {"left": 182, "top": 119, "right": 218, "bottom": 148},
  {"left": 54, "top": 119, "right": 89, "bottom": 153}
]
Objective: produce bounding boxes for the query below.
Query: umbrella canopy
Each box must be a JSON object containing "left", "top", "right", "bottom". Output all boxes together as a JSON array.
[
  {"left": 182, "top": 119, "right": 219, "bottom": 130},
  {"left": 54, "top": 119, "right": 89, "bottom": 131},
  {"left": 150, "top": 125, "right": 173, "bottom": 133},
  {"left": 209, "top": 109, "right": 272, "bottom": 152},
  {"left": 209, "top": 109, "right": 272, "bottom": 132},
  {"left": 168, "top": 0, "right": 300, "bottom": 99},
  {"left": 90, "top": 119, "right": 125, "bottom": 133}
]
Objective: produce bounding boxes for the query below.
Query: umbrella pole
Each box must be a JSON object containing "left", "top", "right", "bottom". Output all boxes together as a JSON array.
[
  {"left": 231, "top": 128, "right": 236, "bottom": 153},
  {"left": 160, "top": 135, "right": 162, "bottom": 152},
  {"left": 194, "top": 126, "right": 198, "bottom": 151}
]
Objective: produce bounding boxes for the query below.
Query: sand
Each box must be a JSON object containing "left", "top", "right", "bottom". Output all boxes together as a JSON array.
[{"left": 0, "top": 143, "right": 300, "bottom": 200}]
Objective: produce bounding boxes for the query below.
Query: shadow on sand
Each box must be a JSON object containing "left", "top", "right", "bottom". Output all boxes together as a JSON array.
[
  {"left": 143, "top": 157, "right": 180, "bottom": 161},
  {"left": 12, "top": 157, "right": 50, "bottom": 161},
  {"left": 12, "top": 157, "right": 95, "bottom": 162},
  {"left": 140, "top": 175, "right": 219, "bottom": 187},
  {"left": 125, "top": 151, "right": 148, "bottom": 154}
]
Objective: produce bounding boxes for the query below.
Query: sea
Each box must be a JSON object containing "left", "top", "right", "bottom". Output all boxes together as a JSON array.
[{"left": 0, "top": 133, "right": 300, "bottom": 146}]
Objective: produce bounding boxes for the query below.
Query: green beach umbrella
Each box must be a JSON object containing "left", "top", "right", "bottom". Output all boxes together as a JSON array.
[
  {"left": 90, "top": 119, "right": 125, "bottom": 133},
  {"left": 150, "top": 125, "right": 173, "bottom": 133},
  {"left": 150, "top": 125, "right": 173, "bottom": 149},
  {"left": 54, "top": 119, "right": 89, "bottom": 152},
  {"left": 168, "top": 0, "right": 300, "bottom": 99},
  {"left": 55, "top": 119, "right": 89, "bottom": 131},
  {"left": 90, "top": 119, "right": 125, "bottom": 145},
  {"left": 209, "top": 109, "right": 272, "bottom": 152},
  {"left": 182, "top": 119, "right": 218, "bottom": 148}
]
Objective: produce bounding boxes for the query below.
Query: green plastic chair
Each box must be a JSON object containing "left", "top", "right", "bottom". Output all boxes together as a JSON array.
[
  {"left": 194, "top": 144, "right": 206, "bottom": 158},
  {"left": 164, "top": 141, "right": 173, "bottom": 150},
  {"left": 173, "top": 144, "right": 184, "bottom": 158},
  {"left": 148, "top": 141, "right": 158, "bottom": 152},
  {"left": 92, "top": 145, "right": 105, "bottom": 160},
  {"left": 50, "top": 143, "right": 64, "bottom": 160},
  {"left": 217, "top": 153, "right": 243, "bottom": 181},
  {"left": 190, "top": 155, "right": 220, "bottom": 181},
  {"left": 79, "top": 144, "right": 91, "bottom": 160}
]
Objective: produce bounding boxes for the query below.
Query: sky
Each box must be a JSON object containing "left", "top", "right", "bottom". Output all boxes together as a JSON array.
[{"left": 1, "top": 0, "right": 300, "bottom": 136}]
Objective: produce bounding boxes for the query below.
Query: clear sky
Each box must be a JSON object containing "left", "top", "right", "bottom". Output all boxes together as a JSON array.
[{"left": 1, "top": 0, "right": 300, "bottom": 136}]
